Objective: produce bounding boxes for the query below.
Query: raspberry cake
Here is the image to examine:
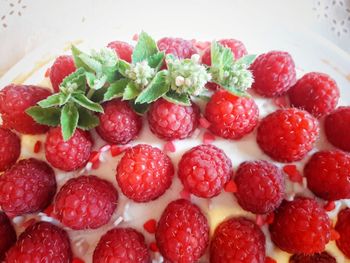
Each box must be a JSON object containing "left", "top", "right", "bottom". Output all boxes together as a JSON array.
[{"left": 0, "top": 32, "right": 350, "bottom": 263}]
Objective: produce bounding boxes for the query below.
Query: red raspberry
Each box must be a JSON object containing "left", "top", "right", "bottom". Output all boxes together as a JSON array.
[
  {"left": 54, "top": 175, "right": 118, "bottom": 230},
  {"left": 289, "top": 252, "right": 336, "bottom": 263},
  {"left": 147, "top": 99, "right": 200, "bottom": 141},
  {"left": 0, "top": 212, "right": 16, "bottom": 261},
  {"left": 0, "top": 158, "right": 56, "bottom": 217},
  {"left": 335, "top": 208, "right": 350, "bottom": 258},
  {"left": 5, "top": 222, "right": 72, "bottom": 263},
  {"left": 210, "top": 217, "right": 266, "bottom": 263},
  {"left": 0, "top": 84, "right": 51, "bottom": 134},
  {"left": 205, "top": 90, "right": 259, "bottom": 139},
  {"left": 157, "top": 37, "right": 197, "bottom": 59},
  {"left": 325, "top": 106, "right": 350, "bottom": 151},
  {"left": 45, "top": 127, "right": 92, "bottom": 171},
  {"left": 116, "top": 144, "right": 174, "bottom": 202},
  {"left": 257, "top": 108, "right": 319, "bottom": 162},
  {"left": 107, "top": 40, "right": 133, "bottom": 62},
  {"left": 0, "top": 128, "right": 20, "bottom": 172},
  {"left": 269, "top": 197, "right": 331, "bottom": 254},
  {"left": 289, "top": 72, "right": 339, "bottom": 118},
  {"left": 304, "top": 150, "right": 350, "bottom": 200},
  {"left": 178, "top": 144, "right": 232, "bottom": 198},
  {"left": 93, "top": 227, "right": 150, "bottom": 263},
  {"left": 234, "top": 160, "right": 284, "bottom": 214},
  {"left": 250, "top": 51, "right": 296, "bottom": 97},
  {"left": 49, "top": 55, "right": 76, "bottom": 93},
  {"left": 96, "top": 99, "right": 142, "bottom": 144},
  {"left": 155, "top": 199, "right": 209, "bottom": 263}
]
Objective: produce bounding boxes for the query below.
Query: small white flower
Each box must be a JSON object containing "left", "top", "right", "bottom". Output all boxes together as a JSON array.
[
  {"left": 175, "top": 76, "right": 185, "bottom": 86},
  {"left": 126, "top": 61, "right": 155, "bottom": 88}
]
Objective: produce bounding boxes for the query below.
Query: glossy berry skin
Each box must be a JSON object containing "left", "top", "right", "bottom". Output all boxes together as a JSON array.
[
  {"left": 97, "top": 99, "right": 142, "bottom": 144},
  {"left": 0, "top": 158, "right": 56, "bottom": 217},
  {"left": 0, "top": 212, "right": 16, "bottom": 261},
  {"left": 205, "top": 90, "right": 259, "bottom": 139},
  {"left": 155, "top": 199, "right": 209, "bottom": 263},
  {"left": 335, "top": 208, "right": 350, "bottom": 258},
  {"left": 304, "top": 150, "right": 350, "bottom": 200},
  {"left": 178, "top": 144, "right": 232, "bottom": 198},
  {"left": 0, "top": 84, "right": 51, "bottom": 134},
  {"left": 49, "top": 55, "right": 76, "bottom": 93},
  {"left": 257, "top": 108, "right": 319, "bottom": 162},
  {"left": 54, "top": 175, "right": 118, "bottom": 230},
  {"left": 45, "top": 127, "right": 92, "bottom": 171},
  {"left": 250, "top": 51, "right": 296, "bottom": 97},
  {"left": 289, "top": 252, "right": 336, "bottom": 263},
  {"left": 210, "top": 217, "right": 266, "bottom": 263},
  {"left": 107, "top": 40, "right": 134, "bottom": 62},
  {"left": 325, "top": 106, "right": 350, "bottom": 151},
  {"left": 269, "top": 197, "right": 331, "bottom": 254},
  {"left": 116, "top": 144, "right": 174, "bottom": 202},
  {"left": 93, "top": 228, "right": 151, "bottom": 263},
  {"left": 157, "top": 37, "right": 197, "bottom": 59},
  {"left": 234, "top": 160, "right": 284, "bottom": 214},
  {"left": 5, "top": 222, "right": 72, "bottom": 263},
  {"left": 0, "top": 128, "right": 20, "bottom": 172},
  {"left": 289, "top": 72, "right": 339, "bottom": 118},
  {"left": 147, "top": 99, "right": 200, "bottom": 141}
]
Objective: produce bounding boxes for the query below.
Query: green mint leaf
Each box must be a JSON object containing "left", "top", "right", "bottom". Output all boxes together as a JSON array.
[
  {"left": 104, "top": 79, "right": 129, "bottom": 101},
  {"left": 85, "top": 71, "right": 96, "bottom": 87},
  {"left": 132, "top": 31, "right": 158, "bottom": 63},
  {"left": 60, "top": 68, "right": 87, "bottom": 93},
  {"left": 71, "top": 45, "right": 93, "bottom": 72},
  {"left": 90, "top": 87, "right": 108, "bottom": 103},
  {"left": 135, "top": 71, "right": 169, "bottom": 104},
  {"left": 147, "top": 52, "right": 165, "bottom": 70},
  {"left": 61, "top": 103, "right": 79, "bottom": 141},
  {"left": 237, "top": 54, "right": 257, "bottom": 66},
  {"left": 117, "top": 60, "right": 131, "bottom": 77},
  {"left": 86, "top": 72, "right": 107, "bottom": 90},
  {"left": 163, "top": 90, "right": 191, "bottom": 106},
  {"left": 72, "top": 93, "right": 104, "bottom": 113},
  {"left": 77, "top": 107, "right": 99, "bottom": 130},
  {"left": 123, "top": 82, "right": 140, "bottom": 100},
  {"left": 26, "top": 106, "right": 61, "bottom": 126},
  {"left": 79, "top": 53, "right": 103, "bottom": 74},
  {"left": 38, "top": 93, "right": 61, "bottom": 108},
  {"left": 219, "top": 83, "right": 249, "bottom": 97},
  {"left": 59, "top": 93, "right": 71, "bottom": 106},
  {"left": 129, "top": 100, "right": 150, "bottom": 115},
  {"left": 211, "top": 41, "right": 234, "bottom": 69}
]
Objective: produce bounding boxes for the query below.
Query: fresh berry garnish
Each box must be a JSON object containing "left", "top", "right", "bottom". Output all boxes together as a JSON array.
[
  {"left": 178, "top": 144, "right": 232, "bottom": 198},
  {"left": 0, "top": 84, "right": 51, "bottom": 134},
  {"left": 283, "top": 164, "right": 303, "bottom": 183},
  {"left": 269, "top": 197, "right": 331, "bottom": 254},
  {"left": 45, "top": 127, "right": 92, "bottom": 171},
  {"left": 335, "top": 208, "right": 350, "bottom": 258},
  {"left": 49, "top": 55, "right": 76, "bottom": 92},
  {"left": 250, "top": 51, "right": 296, "bottom": 97},
  {"left": 325, "top": 106, "right": 350, "bottom": 151},
  {"left": 96, "top": 99, "right": 142, "bottom": 144},
  {"left": 0, "top": 212, "right": 16, "bottom": 261},
  {"left": 304, "top": 150, "right": 350, "bottom": 200},
  {"left": 234, "top": 160, "right": 284, "bottom": 214},
  {"left": 147, "top": 98, "right": 200, "bottom": 141},
  {"left": 107, "top": 41, "right": 134, "bottom": 62},
  {"left": 54, "top": 175, "right": 118, "bottom": 230},
  {"left": 0, "top": 128, "right": 20, "bottom": 172},
  {"left": 116, "top": 144, "right": 174, "bottom": 202},
  {"left": 257, "top": 108, "right": 319, "bottom": 162},
  {"left": 289, "top": 252, "right": 336, "bottom": 263},
  {"left": 157, "top": 37, "right": 197, "bottom": 59},
  {"left": 210, "top": 217, "right": 266, "bottom": 263},
  {"left": 93, "top": 227, "right": 150, "bottom": 263},
  {"left": 288, "top": 72, "right": 339, "bottom": 118},
  {"left": 156, "top": 199, "right": 209, "bottom": 262},
  {"left": 205, "top": 90, "right": 259, "bottom": 139},
  {"left": 5, "top": 222, "right": 72, "bottom": 262},
  {"left": 0, "top": 158, "right": 56, "bottom": 217}
]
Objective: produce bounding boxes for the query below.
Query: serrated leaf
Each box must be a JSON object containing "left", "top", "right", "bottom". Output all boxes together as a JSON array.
[
  {"left": 59, "top": 93, "right": 71, "bottom": 106},
  {"left": 61, "top": 103, "right": 79, "bottom": 141},
  {"left": 117, "top": 60, "right": 131, "bottom": 77},
  {"left": 132, "top": 31, "right": 158, "bottom": 63},
  {"left": 104, "top": 79, "right": 129, "bottom": 101},
  {"left": 38, "top": 93, "right": 61, "bottom": 108},
  {"left": 60, "top": 67, "right": 87, "bottom": 93},
  {"left": 71, "top": 45, "right": 93, "bottom": 72},
  {"left": 72, "top": 93, "right": 104, "bottom": 113},
  {"left": 211, "top": 41, "right": 234, "bottom": 69},
  {"left": 237, "top": 54, "right": 257, "bottom": 66},
  {"left": 85, "top": 71, "right": 96, "bottom": 87},
  {"left": 26, "top": 106, "right": 61, "bottom": 126},
  {"left": 129, "top": 100, "right": 150, "bottom": 115},
  {"left": 77, "top": 107, "right": 99, "bottom": 130},
  {"left": 79, "top": 54, "right": 103, "bottom": 74},
  {"left": 135, "top": 71, "right": 169, "bottom": 104},
  {"left": 91, "top": 86, "right": 108, "bottom": 103},
  {"left": 163, "top": 91, "right": 191, "bottom": 106},
  {"left": 123, "top": 82, "right": 140, "bottom": 100},
  {"left": 147, "top": 52, "right": 165, "bottom": 70}
]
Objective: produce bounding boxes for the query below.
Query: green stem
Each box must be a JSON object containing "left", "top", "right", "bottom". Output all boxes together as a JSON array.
[{"left": 87, "top": 88, "right": 95, "bottom": 99}]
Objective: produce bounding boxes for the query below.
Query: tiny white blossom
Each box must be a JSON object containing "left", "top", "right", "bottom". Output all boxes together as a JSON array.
[
  {"left": 175, "top": 76, "right": 185, "bottom": 86},
  {"left": 126, "top": 61, "right": 155, "bottom": 88}
]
